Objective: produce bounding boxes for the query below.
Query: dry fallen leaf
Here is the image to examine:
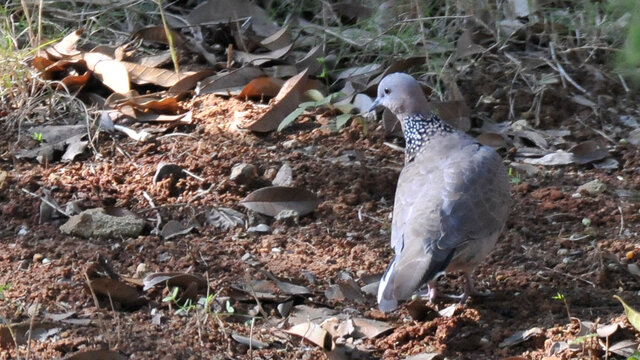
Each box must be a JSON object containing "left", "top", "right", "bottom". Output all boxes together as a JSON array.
[
  {"left": 240, "top": 186, "right": 318, "bottom": 217},
  {"left": 455, "top": 28, "right": 486, "bottom": 59},
  {"left": 285, "top": 321, "right": 334, "bottom": 351},
  {"left": 142, "top": 272, "right": 208, "bottom": 291},
  {"left": 234, "top": 44, "right": 293, "bottom": 66},
  {"left": 570, "top": 140, "right": 608, "bottom": 164},
  {"left": 87, "top": 278, "right": 146, "bottom": 308},
  {"left": 47, "top": 29, "right": 83, "bottom": 58},
  {"left": 0, "top": 321, "right": 60, "bottom": 347},
  {"left": 237, "top": 76, "right": 284, "bottom": 99},
  {"left": 199, "top": 67, "right": 265, "bottom": 95},
  {"left": 231, "top": 333, "right": 270, "bottom": 349},
  {"left": 131, "top": 26, "right": 187, "bottom": 47},
  {"left": 84, "top": 52, "right": 130, "bottom": 94},
  {"left": 65, "top": 349, "right": 127, "bottom": 360},
  {"left": 242, "top": 68, "right": 310, "bottom": 132},
  {"left": 477, "top": 133, "right": 508, "bottom": 149}
]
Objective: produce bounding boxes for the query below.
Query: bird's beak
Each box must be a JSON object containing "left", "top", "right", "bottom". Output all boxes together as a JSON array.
[{"left": 369, "top": 98, "right": 381, "bottom": 112}]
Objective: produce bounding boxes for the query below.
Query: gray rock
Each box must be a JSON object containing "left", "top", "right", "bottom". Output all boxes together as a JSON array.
[
  {"left": 577, "top": 179, "right": 606, "bottom": 195},
  {"left": 230, "top": 163, "right": 258, "bottom": 185},
  {"left": 60, "top": 207, "right": 145, "bottom": 238}
]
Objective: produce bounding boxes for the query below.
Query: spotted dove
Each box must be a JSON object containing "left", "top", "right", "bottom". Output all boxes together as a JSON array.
[{"left": 370, "top": 73, "right": 511, "bottom": 312}]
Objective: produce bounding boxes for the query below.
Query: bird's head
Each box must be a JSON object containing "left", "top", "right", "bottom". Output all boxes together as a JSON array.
[{"left": 369, "top": 72, "right": 429, "bottom": 119}]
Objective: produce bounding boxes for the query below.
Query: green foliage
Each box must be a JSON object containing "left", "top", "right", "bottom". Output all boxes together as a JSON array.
[
  {"left": 508, "top": 167, "right": 521, "bottom": 185},
  {"left": 278, "top": 90, "right": 352, "bottom": 132},
  {"left": 614, "top": 295, "right": 640, "bottom": 332},
  {"left": 0, "top": 283, "right": 11, "bottom": 300},
  {"left": 553, "top": 292, "right": 571, "bottom": 321},
  {"left": 569, "top": 333, "right": 597, "bottom": 345},
  {"left": 33, "top": 132, "right": 43, "bottom": 142}
]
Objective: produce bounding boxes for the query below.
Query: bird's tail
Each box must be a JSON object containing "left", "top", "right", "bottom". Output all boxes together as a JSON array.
[{"left": 377, "top": 257, "right": 400, "bottom": 312}]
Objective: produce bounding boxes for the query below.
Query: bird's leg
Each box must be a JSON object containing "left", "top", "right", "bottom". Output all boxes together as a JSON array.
[{"left": 415, "top": 282, "right": 437, "bottom": 302}]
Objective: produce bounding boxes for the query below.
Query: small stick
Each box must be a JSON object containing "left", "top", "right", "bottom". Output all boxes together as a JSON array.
[{"left": 142, "top": 191, "right": 162, "bottom": 235}]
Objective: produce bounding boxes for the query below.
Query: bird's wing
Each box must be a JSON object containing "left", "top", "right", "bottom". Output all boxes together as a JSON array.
[{"left": 380, "top": 135, "right": 510, "bottom": 304}]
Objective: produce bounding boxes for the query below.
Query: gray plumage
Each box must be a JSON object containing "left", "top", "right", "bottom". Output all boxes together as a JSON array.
[{"left": 370, "top": 73, "right": 511, "bottom": 312}]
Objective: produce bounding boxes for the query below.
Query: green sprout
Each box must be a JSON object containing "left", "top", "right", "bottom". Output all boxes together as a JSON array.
[
  {"left": 553, "top": 292, "right": 571, "bottom": 321},
  {"left": 32, "top": 132, "right": 43, "bottom": 142},
  {"left": 0, "top": 283, "right": 11, "bottom": 300},
  {"left": 508, "top": 167, "right": 521, "bottom": 185}
]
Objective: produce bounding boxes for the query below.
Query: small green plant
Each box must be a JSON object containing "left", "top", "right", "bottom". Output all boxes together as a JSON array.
[
  {"left": 0, "top": 283, "right": 11, "bottom": 300},
  {"left": 508, "top": 167, "right": 521, "bottom": 185},
  {"left": 162, "top": 287, "right": 196, "bottom": 315},
  {"left": 553, "top": 292, "right": 571, "bottom": 321},
  {"left": 278, "top": 90, "right": 353, "bottom": 132},
  {"left": 569, "top": 333, "right": 597, "bottom": 345},
  {"left": 582, "top": 217, "right": 591, "bottom": 227},
  {"left": 32, "top": 131, "right": 43, "bottom": 142}
]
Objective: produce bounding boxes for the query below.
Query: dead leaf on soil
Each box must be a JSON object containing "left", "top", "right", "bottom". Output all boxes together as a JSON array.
[
  {"left": 608, "top": 339, "right": 639, "bottom": 357},
  {"left": 455, "top": 28, "right": 486, "bottom": 59},
  {"left": 0, "top": 321, "right": 60, "bottom": 348},
  {"left": 260, "top": 25, "right": 292, "bottom": 51},
  {"left": 198, "top": 66, "right": 265, "bottom": 95},
  {"left": 65, "top": 349, "right": 128, "bottom": 360},
  {"left": 285, "top": 321, "right": 334, "bottom": 351},
  {"left": 288, "top": 305, "right": 340, "bottom": 326},
  {"left": 230, "top": 279, "right": 289, "bottom": 302},
  {"left": 83, "top": 52, "right": 130, "bottom": 94},
  {"left": 499, "top": 327, "right": 543, "bottom": 347},
  {"left": 570, "top": 140, "right": 608, "bottom": 164},
  {"left": 240, "top": 186, "right": 318, "bottom": 217},
  {"left": 351, "top": 318, "right": 393, "bottom": 338},
  {"left": 186, "top": 0, "right": 280, "bottom": 36},
  {"left": 295, "top": 44, "right": 324, "bottom": 75},
  {"left": 241, "top": 68, "right": 310, "bottom": 132},
  {"left": 206, "top": 207, "right": 245, "bottom": 231},
  {"left": 235, "top": 44, "right": 293, "bottom": 66},
  {"left": 161, "top": 220, "right": 194, "bottom": 239},
  {"left": 131, "top": 26, "right": 187, "bottom": 48},
  {"left": 261, "top": 270, "right": 312, "bottom": 295},
  {"left": 142, "top": 272, "right": 208, "bottom": 292},
  {"left": 122, "top": 61, "right": 200, "bottom": 88},
  {"left": 403, "top": 353, "right": 440, "bottom": 360},
  {"left": 514, "top": 130, "right": 548, "bottom": 149},
  {"left": 47, "top": 29, "right": 83, "bottom": 59},
  {"left": 107, "top": 92, "right": 182, "bottom": 114},
  {"left": 167, "top": 70, "right": 215, "bottom": 94},
  {"left": 231, "top": 332, "right": 270, "bottom": 349},
  {"left": 522, "top": 150, "right": 574, "bottom": 166},
  {"left": 237, "top": 76, "right": 284, "bottom": 99},
  {"left": 337, "top": 63, "right": 382, "bottom": 83},
  {"left": 477, "top": 133, "right": 508, "bottom": 149},
  {"left": 87, "top": 278, "right": 146, "bottom": 308}
]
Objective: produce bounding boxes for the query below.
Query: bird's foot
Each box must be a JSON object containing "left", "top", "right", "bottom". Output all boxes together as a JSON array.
[{"left": 416, "top": 275, "right": 492, "bottom": 303}]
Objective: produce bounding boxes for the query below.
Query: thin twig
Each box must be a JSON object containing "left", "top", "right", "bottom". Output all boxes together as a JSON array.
[
  {"left": 142, "top": 191, "right": 162, "bottom": 235},
  {"left": 548, "top": 42, "right": 586, "bottom": 93},
  {"left": 618, "top": 206, "right": 624, "bottom": 237},
  {"left": 20, "top": 188, "right": 70, "bottom": 217},
  {"left": 401, "top": 15, "right": 472, "bottom": 22},
  {"left": 543, "top": 266, "right": 595, "bottom": 287}
]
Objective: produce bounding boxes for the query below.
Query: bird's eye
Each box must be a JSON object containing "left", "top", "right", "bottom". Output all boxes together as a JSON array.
[{"left": 384, "top": 88, "right": 391, "bottom": 95}]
